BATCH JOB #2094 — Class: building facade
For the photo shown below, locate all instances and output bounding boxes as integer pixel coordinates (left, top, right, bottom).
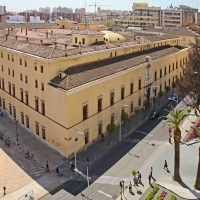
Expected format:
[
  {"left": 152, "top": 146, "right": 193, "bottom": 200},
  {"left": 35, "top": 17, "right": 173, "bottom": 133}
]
[{"left": 0, "top": 31, "right": 188, "bottom": 158}]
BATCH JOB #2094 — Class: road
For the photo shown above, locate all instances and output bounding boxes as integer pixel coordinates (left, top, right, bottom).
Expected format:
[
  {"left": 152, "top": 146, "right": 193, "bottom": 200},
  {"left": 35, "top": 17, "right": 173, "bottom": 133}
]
[{"left": 43, "top": 101, "right": 178, "bottom": 200}]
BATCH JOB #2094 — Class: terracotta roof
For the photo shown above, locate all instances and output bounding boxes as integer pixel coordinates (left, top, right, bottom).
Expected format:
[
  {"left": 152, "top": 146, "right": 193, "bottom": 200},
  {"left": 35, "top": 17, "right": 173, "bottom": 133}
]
[
  {"left": 0, "top": 38, "right": 65, "bottom": 59},
  {"left": 73, "top": 29, "right": 105, "bottom": 35},
  {"left": 51, "top": 45, "right": 182, "bottom": 90}
]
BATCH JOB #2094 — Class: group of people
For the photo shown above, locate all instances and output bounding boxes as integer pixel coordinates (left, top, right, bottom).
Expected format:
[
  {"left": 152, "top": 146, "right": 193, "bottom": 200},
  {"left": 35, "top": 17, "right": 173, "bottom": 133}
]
[{"left": 129, "top": 171, "right": 142, "bottom": 192}]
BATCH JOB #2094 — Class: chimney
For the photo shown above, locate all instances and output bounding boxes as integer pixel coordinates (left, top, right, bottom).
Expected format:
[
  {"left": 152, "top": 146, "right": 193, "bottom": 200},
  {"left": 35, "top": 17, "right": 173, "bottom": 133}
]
[
  {"left": 106, "top": 39, "right": 108, "bottom": 49},
  {"left": 138, "top": 37, "right": 140, "bottom": 44},
  {"left": 59, "top": 71, "right": 66, "bottom": 78},
  {"left": 54, "top": 42, "right": 57, "bottom": 49},
  {"left": 26, "top": 37, "right": 28, "bottom": 43},
  {"left": 117, "top": 38, "right": 120, "bottom": 47},
  {"left": 51, "top": 30, "right": 53, "bottom": 35},
  {"left": 65, "top": 44, "right": 68, "bottom": 56},
  {"left": 15, "top": 35, "right": 18, "bottom": 40},
  {"left": 26, "top": 28, "right": 27, "bottom": 35},
  {"left": 21, "top": 28, "right": 22, "bottom": 33},
  {"left": 46, "top": 32, "right": 48, "bottom": 38},
  {"left": 79, "top": 42, "right": 82, "bottom": 54},
  {"left": 5, "top": 34, "right": 8, "bottom": 40},
  {"left": 40, "top": 40, "right": 43, "bottom": 45},
  {"left": 96, "top": 39, "right": 98, "bottom": 44}
]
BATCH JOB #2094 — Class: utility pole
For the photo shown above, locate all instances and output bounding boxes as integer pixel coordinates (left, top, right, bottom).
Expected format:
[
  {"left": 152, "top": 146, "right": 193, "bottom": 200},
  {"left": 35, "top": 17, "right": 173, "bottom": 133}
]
[{"left": 89, "top": 2, "right": 110, "bottom": 19}]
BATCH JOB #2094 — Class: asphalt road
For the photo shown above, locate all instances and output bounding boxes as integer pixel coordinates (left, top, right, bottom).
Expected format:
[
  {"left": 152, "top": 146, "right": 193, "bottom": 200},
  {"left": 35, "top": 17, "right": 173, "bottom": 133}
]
[{"left": 46, "top": 100, "right": 178, "bottom": 200}]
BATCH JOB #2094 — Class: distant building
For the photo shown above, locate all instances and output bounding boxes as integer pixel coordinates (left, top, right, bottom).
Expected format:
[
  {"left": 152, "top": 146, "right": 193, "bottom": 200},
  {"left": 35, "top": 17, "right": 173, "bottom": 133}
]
[
  {"left": 0, "top": 5, "right": 6, "bottom": 23},
  {"left": 30, "top": 16, "right": 45, "bottom": 23},
  {"left": 75, "top": 8, "right": 85, "bottom": 14},
  {"left": 160, "top": 4, "right": 183, "bottom": 29},
  {"left": 53, "top": 6, "right": 73, "bottom": 14},
  {"left": 0, "top": 5, "right": 6, "bottom": 15},
  {"left": 6, "top": 15, "right": 24, "bottom": 23},
  {"left": 51, "top": 12, "right": 82, "bottom": 23},
  {"left": 39, "top": 7, "right": 51, "bottom": 15},
  {"left": 23, "top": 12, "right": 50, "bottom": 22},
  {"left": 195, "top": 12, "right": 200, "bottom": 25}
]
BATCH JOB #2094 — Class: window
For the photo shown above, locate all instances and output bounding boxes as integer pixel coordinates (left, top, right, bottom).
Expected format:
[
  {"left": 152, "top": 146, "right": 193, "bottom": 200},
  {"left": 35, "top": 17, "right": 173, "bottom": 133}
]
[
  {"left": 138, "top": 78, "right": 142, "bottom": 90},
  {"left": 13, "top": 106, "right": 16, "bottom": 118},
  {"left": 176, "top": 61, "right": 178, "bottom": 69},
  {"left": 8, "top": 68, "right": 10, "bottom": 75},
  {"left": 20, "top": 73, "right": 23, "bottom": 81},
  {"left": 154, "top": 71, "right": 157, "bottom": 81},
  {"left": 21, "top": 112, "right": 24, "bottom": 125},
  {"left": 98, "top": 97, "right": 102, "bottom": 112},
  {"left": 1, "top": 52, "right": 3, "bottom": 58},
  {"left": 9, "top": 103, "right": 12, "bottom": 115},
  {"left": 180, "top": 59, "right": 182, "bottom": 66},
  {"left": 2, "top": 79, "right": 4, "bottom": 90},
  {"left": 130, "top": 82, "right": 134, "bottom": 95},
  {"left": 2, "top": 99, "right": 5, "bottom": 109},
  {"left": 169, "top": 65, "right": 171, "bottom": 73},
  {"left": 12, "top": 84, "right": 15, "bottom": 97},
  {"left": 138, "top": 97, "right": 141, "bottom": 106},
  {"left": 160, "top": 68, "right": 162, "bottom": 78},
  {"left": 131, "top": 101, "right": 134, "bottom": 113},
  {"left": 41, "top": 82, "right": 44, "bottom": 91},
  {"left": 25, "top": 75, "right": 28, "bottom": 83},
  {"left": 25, "top": 91, "right": 29, "bottom": 105},
  {"left": 84, "top": 130, "right": 89, "bottom": 144},
  {"left": 1, "top": 65, "right": 3, "bottom": 71},
  {"left": 110, "top": 91, "right": 114, "bottom": 106},
  {"left": 83, "top": 104, "right": 88, "bottom": 120},
  {"left": 186, "top": 57, "right": 187, "bottom": 63},
  {"left": 8, "top": 54, "right": 10, "bottom": 61},
  {"left": 35, "top": 97, "right": 39, "bottom": 111},
  {"left": 25, "top": 60, "right": 27, "bottom": 67},
  {"left": 20, "top": 58, "right": 22, "bottom": 65},
  {"left": 121, "top": 86, "right": 125, "bottom": 100},
  {"left": 183, "top": 58, "right": 185, "bottom": 65},
  {"left": 12, "top": 56, "right": 14, "bottom": 62},
  {"left": 12, "top": 69, "right": 14, "bottom": 77},
  {"left": 98, "top": 122, "right": 102, "bottom": 135},
  {"left": 75, "top": 37, "right": 77, "bottom": 43},
  {"left": 164, "top": 66, "right": 167, "bottom": 75},
  {"left": 20, "top": 89, "right": 24, "bottom": 102},
  {"left": 160, "top": 84, "right": 162, "bottom": 92},
  {"left": 26, "top": 115, "right": 29, "bottom": 128},
  {"left": 35, "top": 122, "right": 39, "bottom": 135},
  {"left": 41, "top": 65, "right": 43, "bottom": 73},
  {"left": 8, "top": 83, "right": 11, "bottom": 94},
  {"left": 0, "top": 97, "right": 1, "bottom": 107},
  {"left": 82, "top": 38, "right": 85, "bottom": 45},
  {"left": 41, "top": 101, "right": 45, "bottom": 115},
  {"left": 173, "top": 76, "right": 174, "bottom": 83},
  {"left": 172, "top": 63, "right": 174, "bottom": 71},
  {"left": 111, "top": 113, "right": 114, "bottom": 124},
  {"left": 42, "top": 126, "right": 46, "bottom": 140},
  {"left": 34, "top": 62, "right": 37, "bottom": 71},
  {"left": 35, "top": 80, "right": 38, "bottom": 88}
]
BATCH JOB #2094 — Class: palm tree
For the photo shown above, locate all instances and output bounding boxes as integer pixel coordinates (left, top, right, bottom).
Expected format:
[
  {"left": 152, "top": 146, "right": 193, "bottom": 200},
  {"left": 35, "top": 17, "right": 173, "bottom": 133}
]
[
  {"left": 161, "top": 107, "right": 192, "bottom": 181},
  {"left": 106, "top": 123, "right": 116, "bottom": 145}
]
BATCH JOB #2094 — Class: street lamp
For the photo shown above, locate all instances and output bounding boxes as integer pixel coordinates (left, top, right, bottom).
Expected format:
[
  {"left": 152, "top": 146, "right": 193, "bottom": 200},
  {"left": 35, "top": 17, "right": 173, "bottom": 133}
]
[
  {"left": 119, "top": 104, "right": 129, "bottom": 141},
  {"left": 74, "top": 128, "right": 84, "bottom": 169},
  {"left": 14, "top": 118, "right": 19, "bottom": 141}
]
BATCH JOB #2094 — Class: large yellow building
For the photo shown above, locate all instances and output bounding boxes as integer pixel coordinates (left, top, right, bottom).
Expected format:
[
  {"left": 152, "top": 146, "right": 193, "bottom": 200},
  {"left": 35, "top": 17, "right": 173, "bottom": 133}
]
[{"left": 0, "top": 28, "right": 188, "bottom": 157}]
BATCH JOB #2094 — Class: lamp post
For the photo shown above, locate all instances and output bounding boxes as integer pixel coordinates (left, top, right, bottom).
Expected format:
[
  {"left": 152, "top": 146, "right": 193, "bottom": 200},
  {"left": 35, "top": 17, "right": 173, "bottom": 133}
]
[
  {"left": 74, "top": 128, "right": 84, "bottom": 169},
  {"left": 14, "top": 118, "right": 19, "bottom": 141},
  {"left": 119, "top": 104, "right": 129, "bottom": 141},
  {"left": 150, "top": 85, "right": 159, "bottom": 112}
]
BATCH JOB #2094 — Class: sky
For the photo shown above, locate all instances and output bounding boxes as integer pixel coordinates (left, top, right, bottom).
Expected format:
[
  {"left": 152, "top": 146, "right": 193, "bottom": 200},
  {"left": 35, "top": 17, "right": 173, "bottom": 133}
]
[{"left": 3, "top": 0, "right": 200, "bottom": 13}]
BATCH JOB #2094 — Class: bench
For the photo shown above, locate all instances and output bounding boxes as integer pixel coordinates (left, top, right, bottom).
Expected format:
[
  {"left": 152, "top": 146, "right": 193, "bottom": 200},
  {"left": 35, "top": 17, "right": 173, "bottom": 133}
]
[
  {"left": 0, "top": 132, "right": 3, "bottom": 140},
  {"left": 5, "top": 139, "right": 10, "bottom": 147}
]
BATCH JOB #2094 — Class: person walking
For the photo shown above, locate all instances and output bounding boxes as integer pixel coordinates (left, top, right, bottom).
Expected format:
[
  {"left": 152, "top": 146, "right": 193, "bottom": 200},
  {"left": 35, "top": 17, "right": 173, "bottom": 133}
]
[
  {"left": 148, "top": 174, "right": 151, "bottom": 184},
  {"left": 195, "top": 109, "right": 198, "bottom": 116},
  {"left": 46, "top": 160, "right": 50, "bottom": 172},
  {"left": 101, "top": 133, "right": 104, "bottom": 141},
  {"left": 3, "top": 186, "right": 6, "bottom": 196},
  {"left": 138, "top": 172, "right": 141, "bottom": 181},
  {"left": 150, "top": 167, "right": 153, "bottom": 177},
  {"left": 56, "top": 167, "right": 60, "bottom": 175},
  {"left": 164, "top": 160, "right": 168, "bottom": 170},
  {"left": 168, "top": 127, "right": 172, "bottom": 137},
  {"left": 70, "top": 162, "right": 75, "bottom": 171},
  {"left": 129, "top": 182, "right": 132, "bottom": 193}
]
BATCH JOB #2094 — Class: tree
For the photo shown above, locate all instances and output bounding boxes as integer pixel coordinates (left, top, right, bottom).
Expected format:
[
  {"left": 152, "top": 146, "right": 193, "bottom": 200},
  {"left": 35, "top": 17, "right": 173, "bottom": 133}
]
[
  {"left": 172, "top": 82, "right": 176, "bottom": 94},
  {"left": 161, "top": 107, "right": 192, "bottom": 181},
  {"left": 165, "top": 86, "right": 170, "bottom": 98},
  {"left": 121, "top": 111, "right": 129, "bottom": 134},
  {"left": 176, "top": 37, "right": 200, "bottom": 111},
  {"left": 106, "top": 123, "right": 116, "bottom": 145},
  {"left": 134, "top": 106, "right": 140, "bottom": 123},
  {"left": 158, "top": 91, "right": 163, "bottom": 105},
  {"left": 143, "top": 100, "right": 150, "bottom": 119},
  {"left": 195, "top": 147, "right": 200, "bottom": 190}
]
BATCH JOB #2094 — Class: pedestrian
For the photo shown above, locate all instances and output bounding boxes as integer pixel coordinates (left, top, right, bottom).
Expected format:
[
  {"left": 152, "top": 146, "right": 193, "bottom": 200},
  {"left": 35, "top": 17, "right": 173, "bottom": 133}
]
[
  {"left": 150, "top": 167, "right": 153, "bottom": 177},
  {"left": 3, "top": 186, "right": 6, "bottom": 196},
  {"left": 56, "top": 167, "right": 60, "bottom": 175},
  {"left": 70, "top": 162, "right": 75, "bottom": 171},
  {"left": 168, "top": 127, "right": 172, "bottom": 137},
  {"left": 195, "top": 109, "right": 198, "bottom": 116},
  {"left": 46, "top": 160, "right": 50, "bottom": 172},
  {"left": 148, "top": 174, "right": 151, "bottom": 184},
  {"left": 138, "top": 172, "right": 141, "bottom": 181},
  {"left": 129, "top": 182, "right": 132, "bottom": 193},
  {"left": 101, "top": 133, "right": 104, "bottom": 141},
  {"left": 164, "top": 160, "right": 168, "bottom": 170}
]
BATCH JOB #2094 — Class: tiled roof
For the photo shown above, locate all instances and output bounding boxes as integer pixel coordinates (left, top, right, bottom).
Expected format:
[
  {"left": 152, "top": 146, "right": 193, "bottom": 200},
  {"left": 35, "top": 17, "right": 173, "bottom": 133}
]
[
  {"left": 73, "top": 29, "right": 105, "bottom": 35},
  {"left": 51, "top": 45, "right": 181, "bottom": 90},
  {"left": 0, "top": 38, "right": 65, "bottom": 59}
]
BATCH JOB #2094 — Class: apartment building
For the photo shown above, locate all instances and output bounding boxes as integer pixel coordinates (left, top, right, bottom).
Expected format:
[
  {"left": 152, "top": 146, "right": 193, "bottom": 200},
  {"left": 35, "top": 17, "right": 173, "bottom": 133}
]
[{"left": 0, "top": 28, "right": 188, "bottom": 157}]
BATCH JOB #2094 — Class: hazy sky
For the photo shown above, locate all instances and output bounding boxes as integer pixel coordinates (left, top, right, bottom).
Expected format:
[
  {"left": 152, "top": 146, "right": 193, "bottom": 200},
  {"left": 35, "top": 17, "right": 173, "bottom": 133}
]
[{"left": 3, "top": 0, "right": 200, "bottom": 12}]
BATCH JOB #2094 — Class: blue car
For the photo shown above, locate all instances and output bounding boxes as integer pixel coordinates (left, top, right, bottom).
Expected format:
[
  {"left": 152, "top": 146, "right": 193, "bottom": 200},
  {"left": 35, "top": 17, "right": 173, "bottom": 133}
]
[{"left": 171, "top": 94, "right": 177, "bottom": 100}]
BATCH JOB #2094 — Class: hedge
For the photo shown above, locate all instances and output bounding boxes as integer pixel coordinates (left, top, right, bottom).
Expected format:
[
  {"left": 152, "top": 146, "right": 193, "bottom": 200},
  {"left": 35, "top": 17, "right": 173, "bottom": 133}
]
[
  {"left": 145, "top": 185, "right": 159, "bottom": 200},
  {"left": 132, "top": 170, "right": 137, "bottom": 176},
  {"left": 170, "top": 195, "right": 177, "bottom": 200}
]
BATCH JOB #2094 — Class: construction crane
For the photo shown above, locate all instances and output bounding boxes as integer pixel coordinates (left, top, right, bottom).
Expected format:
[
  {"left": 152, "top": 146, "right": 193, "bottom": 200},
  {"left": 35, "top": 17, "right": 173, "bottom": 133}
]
[{"left": 89, "top": 2, "right": 110, "bottom": 19}]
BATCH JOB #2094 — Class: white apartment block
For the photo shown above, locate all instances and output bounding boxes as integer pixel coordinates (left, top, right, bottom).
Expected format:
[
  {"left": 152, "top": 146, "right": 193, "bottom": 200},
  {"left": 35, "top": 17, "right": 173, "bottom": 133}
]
[
  {"left": 53, "top": 6, "right": 73, "bottom": 13},
  {"left": 39, "top": 7, "right": 51, "bottom": 14},
  {"left": 0, "top": 6, "right": 6, "bottom": 15}
]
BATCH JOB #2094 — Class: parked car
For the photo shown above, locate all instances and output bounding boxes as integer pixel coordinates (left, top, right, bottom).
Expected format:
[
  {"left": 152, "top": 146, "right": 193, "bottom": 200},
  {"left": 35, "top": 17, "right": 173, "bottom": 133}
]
[
  {"left": 171, "top": 94, "right": 177, "bottom": 100},
  {"left": 150, "top": 110, "right": 160, "bottom": 119}
]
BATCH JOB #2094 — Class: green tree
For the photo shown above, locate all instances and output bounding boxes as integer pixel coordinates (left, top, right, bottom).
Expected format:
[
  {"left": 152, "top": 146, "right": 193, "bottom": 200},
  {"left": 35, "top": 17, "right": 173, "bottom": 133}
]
[
  {"left": 158, "top": 91, "right": 163, "bottom": 105},
  {"left": 165, "top": 86, "right": 170, "bottom": 98},
  {"left": 134, "top": 106, "right": 140, "bottom": 123},
  {"left": 172, "top": 82, "right": 176, "bottom": 94},
  {"left": 161, "top": 107, "right": 192, "bottom": 181},
  {"left": 143, "top": 100, "right": 150, "bottom": 118},
  {"left": 106, "top": 123, "right": 116, "bottom": 145},
  {"left": 121, "top": 111, "right": 129, "bottom": 134}
]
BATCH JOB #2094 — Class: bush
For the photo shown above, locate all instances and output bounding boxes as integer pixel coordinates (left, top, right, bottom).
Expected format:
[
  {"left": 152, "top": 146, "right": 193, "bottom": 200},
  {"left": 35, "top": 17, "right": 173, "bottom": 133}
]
[
  {"left": 157, "top": 197, "right": 162, "bottom": 200},
  {"left": 145, "top": 185, "right": 159, "bottom": 200},
  {"left": 170, "top": 195, "right": 177, "bottom": 200},
  {"left": 132, "top": 170, "right": 137, "bottom": 176}
]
